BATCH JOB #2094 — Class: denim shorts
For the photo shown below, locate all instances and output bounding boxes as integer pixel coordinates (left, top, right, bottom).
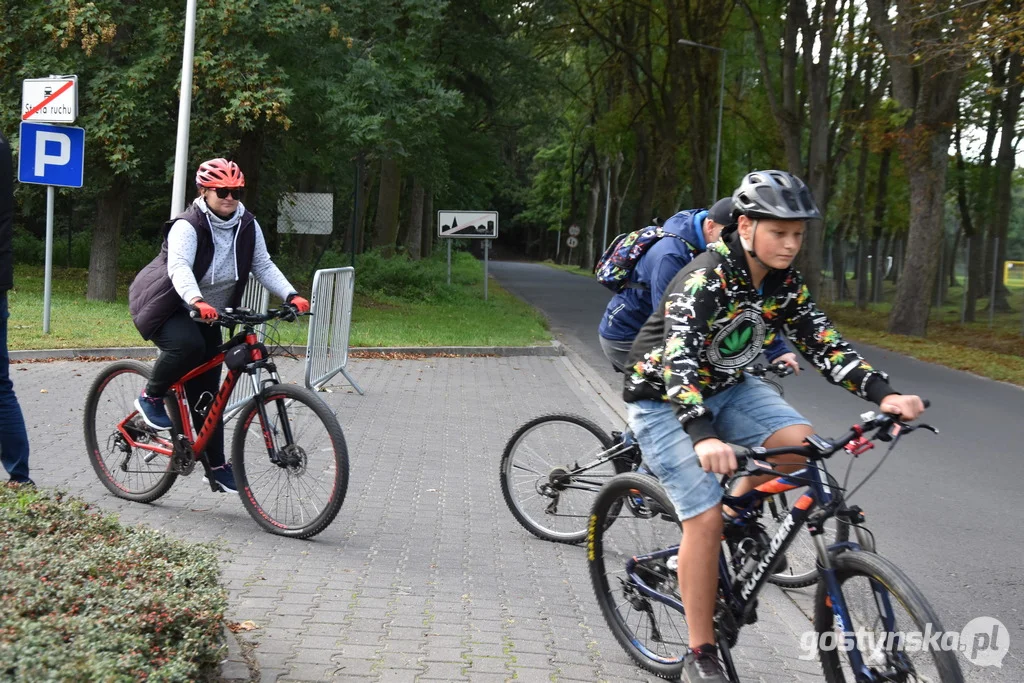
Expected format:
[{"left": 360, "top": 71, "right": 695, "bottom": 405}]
[{"left": 626, "top": 376, "right": 810, "bottom": 522}]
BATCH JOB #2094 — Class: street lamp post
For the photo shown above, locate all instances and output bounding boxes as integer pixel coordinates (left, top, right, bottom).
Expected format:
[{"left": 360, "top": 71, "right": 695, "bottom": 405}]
[
  {"left": 170, "top": 0, "right": 198, "bottom": 218},
  {"left": 677, "top": 38, "right": 726, "bottom": 201}
]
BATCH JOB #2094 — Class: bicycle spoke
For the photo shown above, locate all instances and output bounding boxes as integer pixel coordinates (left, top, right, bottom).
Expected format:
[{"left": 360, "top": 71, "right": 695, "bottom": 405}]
[
  {"left": 233, "top": 387, "right": 347, "bottom": 538},
  {"left": 500, "top": 415, "right": 622, "bottom": 543}
]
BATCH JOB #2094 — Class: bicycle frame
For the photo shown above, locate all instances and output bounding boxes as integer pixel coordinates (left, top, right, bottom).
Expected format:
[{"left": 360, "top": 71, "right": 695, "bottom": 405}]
[
  {"left": 557, "top": 440, "right": 640, "bottom": 494},
  {"left": 623, "top": 456, "right": 900, "bottom": 682},
  {"left": 115, "top": 330, "right": 272, "bottom": 460}
]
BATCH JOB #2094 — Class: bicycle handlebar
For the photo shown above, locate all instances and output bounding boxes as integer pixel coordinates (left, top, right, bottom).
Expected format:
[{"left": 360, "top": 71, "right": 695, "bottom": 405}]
[
  {"left": 189, "top": 306, "right": 311, "bottom": 326},
  {"left": 729, "top": 398, "right": 932, "bottom": 474},
  {"left": 745, "top": 361, "right": 798, "bottom": 379}
]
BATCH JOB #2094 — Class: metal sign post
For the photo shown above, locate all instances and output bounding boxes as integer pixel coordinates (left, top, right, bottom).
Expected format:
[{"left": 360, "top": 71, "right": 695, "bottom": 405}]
[
  {"left": 438, "top": 210, "right": 498, "bottom": 298},
  {"left": 566, "top": 235, "right": 579, "bottom": 266},
  {"left": 19, "top": 81, "right": 85, "bottom": 334}
]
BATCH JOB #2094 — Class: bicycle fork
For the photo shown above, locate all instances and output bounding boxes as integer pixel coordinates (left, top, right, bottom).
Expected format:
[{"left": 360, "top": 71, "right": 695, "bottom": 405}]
[
  {"left": 816, "top": 538, "right": 905, "bottom": 683},
  {"left": 253, "top": 390, "right": 297, "bottom": 468}
]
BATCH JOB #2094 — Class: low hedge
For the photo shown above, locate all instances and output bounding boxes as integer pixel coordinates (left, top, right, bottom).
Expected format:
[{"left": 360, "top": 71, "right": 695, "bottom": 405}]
[{"left": 0, "top": 485, "right": 228, "bottom": 681}]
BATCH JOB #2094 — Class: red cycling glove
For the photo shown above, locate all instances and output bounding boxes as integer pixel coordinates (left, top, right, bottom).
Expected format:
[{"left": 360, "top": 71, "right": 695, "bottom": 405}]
[
  {"left": 287, "top": 294, "right": 310, "bottom": 314},
  {"left": 192, "top": 299, "right": 219, "bottom": 321}
]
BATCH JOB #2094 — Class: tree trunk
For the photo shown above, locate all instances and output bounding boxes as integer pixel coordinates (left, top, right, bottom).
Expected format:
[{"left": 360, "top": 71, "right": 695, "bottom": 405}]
[
  {"left": 870, "top": 148, "right": 891, "bottom": 304},
  {"left": 632, "top": 124, "right": 654, "bottom": 229},
  {"left": 853, "top": 128, "right": 871, "bottom": 309},
  {"left": 421, "top": 188, "right": 434, "bottom": 258},
  {"left": 582, "top": 170, "right": 600, "bottom": 269},
  {"left": 87, "top": 179, "right": 127, "bottom": 302},
  {"left": 954, "top": 118, "right": 982, "bottom": 322},
  {"left": 371, "top": 158, "right": 401, "bottom": 256},
  {"left": 353, "top": 156, "right": 375, "bottom": 255},
  {"left": 948, "top": 228, "right": 962, "bottom": 290},
  {"left": 609, "top": 152, "right": 623, "bottom": 239},
  {"left": 889, "top": 142, "right": 952, "bottom": 335},
  {"left": 990, "top": 51, "right": 1022, "bottom": 312},
  {"left": 867, "top": 0, "right": 968, "bottom": 336},
  {"left": 831, "top": 224, "right": 848, "bottom": 302},
  {"left": 404, "top": 178, "right": 425, "bottom": 260},
  {"left": 233, "top": 128, "right": 264, "bottom": 220}
]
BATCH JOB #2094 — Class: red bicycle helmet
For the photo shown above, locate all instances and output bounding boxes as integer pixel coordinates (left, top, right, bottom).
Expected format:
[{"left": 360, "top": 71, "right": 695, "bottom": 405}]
[{"left": 195, "top": 158, "right": 245, "bottom": 188}]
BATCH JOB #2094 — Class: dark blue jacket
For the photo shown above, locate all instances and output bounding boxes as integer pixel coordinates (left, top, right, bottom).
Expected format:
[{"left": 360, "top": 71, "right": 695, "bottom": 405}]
[{"left": 598, "top": 208, "right": 788, "bottom": 361}]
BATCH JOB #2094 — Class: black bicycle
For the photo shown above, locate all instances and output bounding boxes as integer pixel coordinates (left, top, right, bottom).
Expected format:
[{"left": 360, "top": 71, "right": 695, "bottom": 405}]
[
  {"left": 499, "top": 362, "right": 842, "bottom": 586},
  {"left": 587, "top": 403, "right": 964, "bottom": 682}
]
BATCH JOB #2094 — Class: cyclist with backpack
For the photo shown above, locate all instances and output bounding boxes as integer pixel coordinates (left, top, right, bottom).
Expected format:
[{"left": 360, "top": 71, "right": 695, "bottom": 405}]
[
  {"left": 127, "top": 158, "right": 310, "bottom": 493},
  {"left": 621, "top": 170, "right": 925, "bottom": 682},
  {"left": 596, "top": 198, "right": 795, "bottom": 373}
]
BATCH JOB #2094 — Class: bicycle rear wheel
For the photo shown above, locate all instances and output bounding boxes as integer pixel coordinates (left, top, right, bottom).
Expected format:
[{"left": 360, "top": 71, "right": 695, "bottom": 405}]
[
  {"left": 231, "top": 384, "right": 349, "bottom": 539},
  {"left": 500, "top": 413, "right": 635, "bottom": 544},
  {"left": 588, "top": 472, "right": 687, "bottom": 679},
  {"left": 815, "top": 551, "right": 964, "bottom": 683},
  {"left": 84, "top": 360, "right": 178, "bottom": 503}
]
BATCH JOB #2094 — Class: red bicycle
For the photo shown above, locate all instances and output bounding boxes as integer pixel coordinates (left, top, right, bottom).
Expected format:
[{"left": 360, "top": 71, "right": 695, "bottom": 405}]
[{"left": 84, "top": 307, "right": 349, "bottom": 539}]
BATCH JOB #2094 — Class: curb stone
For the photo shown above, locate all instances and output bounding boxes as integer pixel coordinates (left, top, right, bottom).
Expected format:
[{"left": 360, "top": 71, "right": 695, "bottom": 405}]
[{"left": 9, "top": 340, "right": 565, "bottom": 362}]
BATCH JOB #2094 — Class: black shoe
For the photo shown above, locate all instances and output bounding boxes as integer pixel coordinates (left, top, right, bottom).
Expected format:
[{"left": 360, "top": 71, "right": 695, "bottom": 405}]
[{"left": 683, "top": 643, "right": 728, "bottom": 682}]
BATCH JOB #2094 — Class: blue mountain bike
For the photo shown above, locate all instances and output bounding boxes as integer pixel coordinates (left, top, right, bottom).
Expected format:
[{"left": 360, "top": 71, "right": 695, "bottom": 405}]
[{"left": 587, "top": 404, "right": 965, "bottom": 682}]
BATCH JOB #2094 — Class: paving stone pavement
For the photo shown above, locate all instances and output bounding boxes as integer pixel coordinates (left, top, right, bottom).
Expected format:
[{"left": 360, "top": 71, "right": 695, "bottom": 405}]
[{"left": 12, "top": 354, "right": 825, "bottom": 682}]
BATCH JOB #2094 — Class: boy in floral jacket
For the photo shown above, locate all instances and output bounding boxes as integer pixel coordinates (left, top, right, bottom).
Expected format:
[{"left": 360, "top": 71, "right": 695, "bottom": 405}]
[{"left": 622, "top": 170, "right": 925, "bottom": 682}]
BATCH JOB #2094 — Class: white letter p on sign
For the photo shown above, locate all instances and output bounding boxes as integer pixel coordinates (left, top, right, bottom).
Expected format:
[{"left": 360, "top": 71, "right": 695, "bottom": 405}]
[{"left": 35, "top": 131, "right": 71, "bottom": 176}]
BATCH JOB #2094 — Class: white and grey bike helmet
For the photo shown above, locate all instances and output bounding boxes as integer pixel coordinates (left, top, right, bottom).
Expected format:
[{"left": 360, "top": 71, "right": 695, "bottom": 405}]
[
  {"left": 731, "top": 170, "right": 820, "bottom": 268},
  {"left": 731, "top": 170, "right": 821, "bottom": 220}
]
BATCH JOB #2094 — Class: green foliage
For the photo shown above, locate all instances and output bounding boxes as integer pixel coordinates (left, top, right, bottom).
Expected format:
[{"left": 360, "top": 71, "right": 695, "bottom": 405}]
[
  {"left": 350, "top": 249, "right": 482, "bottom": 303},
  {"left": 0, "top": 486, "right": 228, "bottom": 682},
  {"left": 10, "top": 228, "right": 155, "bottom": 271}
]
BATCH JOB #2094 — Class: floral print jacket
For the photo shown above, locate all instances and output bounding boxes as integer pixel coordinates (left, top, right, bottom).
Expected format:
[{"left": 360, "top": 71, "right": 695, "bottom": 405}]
[{"left": 623, "top": 229, "right": 896, "bottom": 443}]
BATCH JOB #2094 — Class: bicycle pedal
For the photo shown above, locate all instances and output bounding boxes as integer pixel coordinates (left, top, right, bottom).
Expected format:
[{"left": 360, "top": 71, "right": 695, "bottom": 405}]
[{"left": 744, "top": 599, "right": 759, "bottom": 625}]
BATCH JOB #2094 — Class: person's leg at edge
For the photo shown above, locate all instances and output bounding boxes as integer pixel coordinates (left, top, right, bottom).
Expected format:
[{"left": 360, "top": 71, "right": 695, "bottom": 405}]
[
  {"left": 598, "top": 334, "right": 633, "bottom": 374},
  {"left": 712, "top": 377, "right": 813, "bottom": 505},
  {"left": 146, "top": 310, "right": 208, "bottom": 398},
  {"left": 185, "top": 321, "right": 225, "bottom": 466},
  {"left": 0, "top": 293, "right": 31, "bottom": 484},
  {"left": 626, "top": 400, "right": 724, "bottom": 654},
  {"left": 679, "top": 504, "right": 724, "bottom": 648}
]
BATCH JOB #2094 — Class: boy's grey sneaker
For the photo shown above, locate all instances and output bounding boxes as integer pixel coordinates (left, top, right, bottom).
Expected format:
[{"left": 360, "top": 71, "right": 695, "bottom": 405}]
[
  {"left": 135, "top": 391, "right": 172, "bottom": 430},
  {"left": 203, "top": 464, "right": 238, "bottom": 493},
  {"left": 683, "top": 643, "right": 728, "bottom": 682}
]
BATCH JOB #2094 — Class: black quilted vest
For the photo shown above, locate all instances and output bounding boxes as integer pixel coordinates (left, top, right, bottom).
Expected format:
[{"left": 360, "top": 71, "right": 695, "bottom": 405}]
[{"left": 128, "top": 203, "right": 256, "bottom": 340}]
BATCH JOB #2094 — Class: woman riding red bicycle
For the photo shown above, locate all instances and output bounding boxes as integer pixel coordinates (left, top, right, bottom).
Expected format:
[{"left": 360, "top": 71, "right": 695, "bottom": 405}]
[{"left": 128, "top": 158, "right": 309, "bottom": 493}]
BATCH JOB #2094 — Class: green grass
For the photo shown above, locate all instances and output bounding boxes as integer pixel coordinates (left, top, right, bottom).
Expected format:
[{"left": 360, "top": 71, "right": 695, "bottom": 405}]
[
  {"left": 820, "top": 278, "right": 1024, "bottom": 387},
  {"left": 5, "top": 259, "right": 551, "bottom": 350}
]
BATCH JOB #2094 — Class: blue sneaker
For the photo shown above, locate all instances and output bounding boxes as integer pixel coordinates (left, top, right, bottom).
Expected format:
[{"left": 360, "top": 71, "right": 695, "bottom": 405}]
[
  {"left": 204, "top": 464, "right": 238, "bottom": 493},
  {"left": 135, "top": 391, "right": 172, "bottom": 430}
]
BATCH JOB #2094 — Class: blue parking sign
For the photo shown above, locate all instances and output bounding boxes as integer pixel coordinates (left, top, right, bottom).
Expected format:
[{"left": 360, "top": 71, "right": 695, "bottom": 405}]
[{"left": 18, "top": 121, "right": 85, "bottom": 188}]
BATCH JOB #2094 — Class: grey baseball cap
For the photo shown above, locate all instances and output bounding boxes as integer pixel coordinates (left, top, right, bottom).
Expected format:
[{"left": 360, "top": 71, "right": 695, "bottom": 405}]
[{"left": 707, "top": 197, "right": 736, "bottom": 226}]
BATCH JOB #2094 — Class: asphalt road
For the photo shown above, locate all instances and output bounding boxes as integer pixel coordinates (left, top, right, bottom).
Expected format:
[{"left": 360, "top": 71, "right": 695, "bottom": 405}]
[{"left": 490, "top": 259, "right": 1024, "bottom": 681}]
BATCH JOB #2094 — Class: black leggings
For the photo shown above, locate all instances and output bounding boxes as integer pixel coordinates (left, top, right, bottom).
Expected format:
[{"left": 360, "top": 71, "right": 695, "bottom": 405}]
[{"left": 146, "top": 309, "right": 226, "bottom": 467}]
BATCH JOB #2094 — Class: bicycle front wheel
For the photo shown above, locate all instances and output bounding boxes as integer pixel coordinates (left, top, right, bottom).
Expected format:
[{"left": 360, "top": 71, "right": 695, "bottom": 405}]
[
  {"left": 500, "top": 413, "right": 633, "bottom": 544},
  {"left": 815, "top": 551, "right": 964, "bottom": 683},
  {"left": 84, "top": 360, "right": 178, "bottom": 503},
  {"left": 588, "top": 472, "right": 687, "bottom": 679},
  {"left": 231, "top": 384, "right": 349, "bottom": 539}
]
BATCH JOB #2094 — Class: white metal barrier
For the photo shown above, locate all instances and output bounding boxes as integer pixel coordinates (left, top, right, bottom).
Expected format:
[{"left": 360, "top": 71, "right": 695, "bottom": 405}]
[
  {"left": 304, "top": 266, "right": 363, "bottom": 394},
  {"left": 225, "top": 275, "right": 270, "bottom": 419}
]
